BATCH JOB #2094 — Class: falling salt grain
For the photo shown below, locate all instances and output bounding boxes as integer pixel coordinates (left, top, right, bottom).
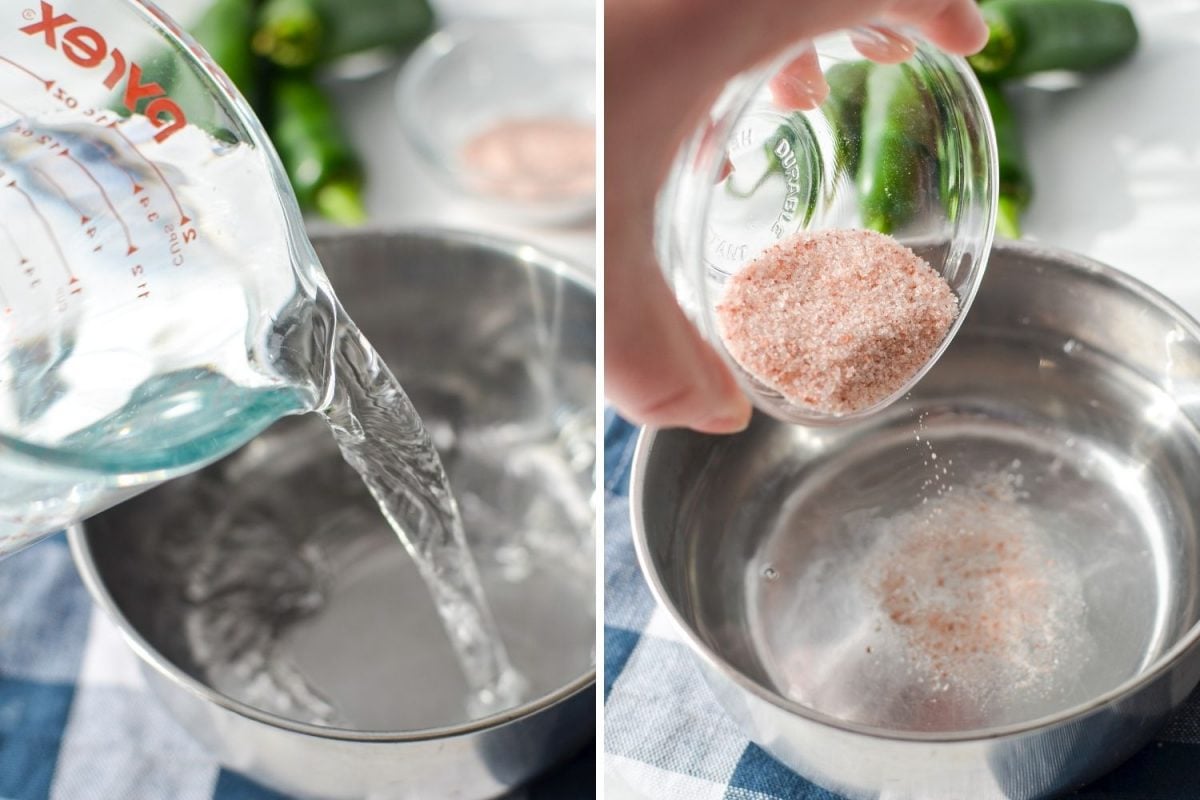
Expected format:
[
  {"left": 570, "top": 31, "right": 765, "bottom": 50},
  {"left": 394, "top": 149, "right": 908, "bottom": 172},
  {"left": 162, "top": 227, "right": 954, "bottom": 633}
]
[{"left": 715, "top": 229, "right": 958, "bottom": 415}]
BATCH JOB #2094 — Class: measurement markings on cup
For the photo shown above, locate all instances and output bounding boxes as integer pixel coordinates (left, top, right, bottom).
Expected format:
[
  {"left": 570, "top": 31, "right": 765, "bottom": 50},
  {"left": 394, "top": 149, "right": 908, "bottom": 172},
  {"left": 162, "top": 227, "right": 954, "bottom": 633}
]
[
  {"left": 0, "top": 53, "right": 54, "bottom": 90},
  {"left": 60, "top": 148, "right": 137, "bottom": 255},
  {"left": 3, "top": 171, "right": 79, "bottom": 293},
  {"left": 31, "top": 164, "right": 90, "bottom": 224},
  {"left": 107, "top": 122, "right": 191, "bottom": 228},
  {"left": 4, "top": 4, "right": 198, "bottom": 238},
  {"left": 0, "top": 220, "right": 30, "bottom": 271},
  {"left": 0, "top": 201, "right": 43, "bottom": 295}
]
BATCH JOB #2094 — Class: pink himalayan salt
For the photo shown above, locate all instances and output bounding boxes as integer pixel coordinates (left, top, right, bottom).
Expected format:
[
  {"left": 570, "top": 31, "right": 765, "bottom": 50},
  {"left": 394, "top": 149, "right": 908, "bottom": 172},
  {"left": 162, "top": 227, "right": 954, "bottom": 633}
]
[
  {"left": 715, "top": 229, "right": 958, "bottom": 415},
  {"left": 460, "top": 117, "right": 595, "bottom": 202}
]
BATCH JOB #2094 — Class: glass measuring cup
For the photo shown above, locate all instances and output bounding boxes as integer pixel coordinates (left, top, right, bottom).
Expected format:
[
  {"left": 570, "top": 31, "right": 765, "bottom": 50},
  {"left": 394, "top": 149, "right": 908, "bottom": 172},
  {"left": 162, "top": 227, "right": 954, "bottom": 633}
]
[
  {"left": 656, "top": 28, "right": 998, "bottom": 425},
  {"left": 0, "top": 0, "right": 339, "bottom": 553}
]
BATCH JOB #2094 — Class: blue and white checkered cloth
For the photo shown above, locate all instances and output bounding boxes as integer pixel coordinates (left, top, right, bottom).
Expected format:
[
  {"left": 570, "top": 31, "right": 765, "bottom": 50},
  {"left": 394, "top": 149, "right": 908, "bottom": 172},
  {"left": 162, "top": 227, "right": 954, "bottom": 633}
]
[
  {"left": 0, "top": 534, "right": 593, "bottom": 800},
  {"left": 603, "top": 411, "right": 1200, "bottom": 799}
]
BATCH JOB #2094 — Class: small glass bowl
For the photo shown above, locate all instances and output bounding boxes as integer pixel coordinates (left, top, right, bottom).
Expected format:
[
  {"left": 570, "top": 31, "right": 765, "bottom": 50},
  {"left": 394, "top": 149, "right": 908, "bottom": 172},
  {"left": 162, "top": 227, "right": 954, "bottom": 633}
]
[
  {"left": 396, "top": 20, "right": 596, "bottom": 225},
  {"left": 657, "top": 28, "right": 998, "bottom": 425}
]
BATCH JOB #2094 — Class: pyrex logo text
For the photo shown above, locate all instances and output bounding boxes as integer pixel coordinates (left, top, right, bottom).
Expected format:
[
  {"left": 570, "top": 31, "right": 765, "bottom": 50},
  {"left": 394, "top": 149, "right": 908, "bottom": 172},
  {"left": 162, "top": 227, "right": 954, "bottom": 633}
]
[{"left": 19, "top": 2, "right": 187, "bottom": 143}]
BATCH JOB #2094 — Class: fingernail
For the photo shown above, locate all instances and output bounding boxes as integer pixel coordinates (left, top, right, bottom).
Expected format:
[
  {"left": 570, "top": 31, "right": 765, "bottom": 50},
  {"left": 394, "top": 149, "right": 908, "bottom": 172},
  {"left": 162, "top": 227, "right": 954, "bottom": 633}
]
[
  {"left": 696, "top": 397, "right": 752, "bottom": 434},
  {"left": 850, "top": 25, "right": 915, "bottom": 64},
  {"left": 695, "top": 415, "right": 747, "bottom": 434}
]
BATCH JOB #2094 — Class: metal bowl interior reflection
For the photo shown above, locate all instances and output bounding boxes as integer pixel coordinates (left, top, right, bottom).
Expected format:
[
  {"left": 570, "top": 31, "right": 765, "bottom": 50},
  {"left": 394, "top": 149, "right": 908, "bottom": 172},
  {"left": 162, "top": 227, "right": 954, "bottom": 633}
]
[
  {"left": 69, "top": 230, "right": 595, "bottom": 800},
  {"left": 633, "top": 240, "right": 1200, "bottom": 800}
]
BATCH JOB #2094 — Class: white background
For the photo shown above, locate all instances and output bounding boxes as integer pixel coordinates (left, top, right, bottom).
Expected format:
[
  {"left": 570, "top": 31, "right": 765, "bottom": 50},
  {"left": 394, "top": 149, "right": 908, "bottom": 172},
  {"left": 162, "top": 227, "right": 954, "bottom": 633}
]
[{"left": 1015, "top": 0, "right": 1200, "bottom": 316}]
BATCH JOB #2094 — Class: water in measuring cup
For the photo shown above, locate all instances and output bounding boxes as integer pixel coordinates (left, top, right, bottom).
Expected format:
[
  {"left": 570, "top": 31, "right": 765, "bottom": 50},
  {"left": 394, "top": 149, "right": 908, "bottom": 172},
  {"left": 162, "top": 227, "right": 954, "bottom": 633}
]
[
  {"left": 0, "top": 115, "right": 313, "bottom": 546},
  {"left": 0, "top": 114, "right": 523, "bottom": 715}
]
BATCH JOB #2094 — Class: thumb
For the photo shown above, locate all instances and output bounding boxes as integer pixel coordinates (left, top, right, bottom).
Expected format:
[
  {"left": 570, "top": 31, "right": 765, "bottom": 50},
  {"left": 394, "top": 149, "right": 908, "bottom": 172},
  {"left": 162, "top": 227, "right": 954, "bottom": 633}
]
[{"left": 605, "top": 253, "right": 752, "bottom": 433}]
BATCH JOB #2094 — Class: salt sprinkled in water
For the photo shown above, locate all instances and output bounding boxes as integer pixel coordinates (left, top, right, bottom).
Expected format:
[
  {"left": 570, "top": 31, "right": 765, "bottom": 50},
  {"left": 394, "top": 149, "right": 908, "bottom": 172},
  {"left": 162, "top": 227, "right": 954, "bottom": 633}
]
[
  {"left": 716, "top": 229, "right": 958, "bottom": 414},
  {"left": 867, "top": 470, "right": 1087, "bottom": 703}
]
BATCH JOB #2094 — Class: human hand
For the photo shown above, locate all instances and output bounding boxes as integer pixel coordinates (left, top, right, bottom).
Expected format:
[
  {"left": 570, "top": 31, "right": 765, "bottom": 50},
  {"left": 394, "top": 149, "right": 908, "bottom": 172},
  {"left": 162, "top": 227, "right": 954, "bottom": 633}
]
[{"left": 604, "top": 0, "right": 988, "bottom": 433}]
